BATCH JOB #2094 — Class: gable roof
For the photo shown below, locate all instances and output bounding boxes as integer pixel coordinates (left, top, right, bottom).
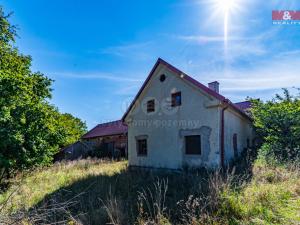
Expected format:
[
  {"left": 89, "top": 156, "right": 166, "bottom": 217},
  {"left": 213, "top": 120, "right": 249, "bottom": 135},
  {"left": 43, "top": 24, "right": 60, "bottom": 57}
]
[
  {"left": 82, "top": 120, "right": 127, "bottom": 139},
  {"left": 122, "top": 58, "right": 251, "bottom": 121}
]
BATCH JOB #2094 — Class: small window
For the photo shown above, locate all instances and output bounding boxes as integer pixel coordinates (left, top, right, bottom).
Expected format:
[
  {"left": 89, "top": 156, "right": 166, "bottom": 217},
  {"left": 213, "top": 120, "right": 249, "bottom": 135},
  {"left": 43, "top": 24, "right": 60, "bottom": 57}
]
[
  {"left": 147, "top": 99, "right": 155, "bottom": 113},
  {"left": 185, "top": 135, "right": 201, "bottom": 155},
  {"left": 160, "top": 74, "right": 166, "bottom": 82},
  {"left": 137, "top": 139, "right": 147, "bottom": 156},
  {"left": 171, "top": 92, "right": 181, "bottom": 107},
  {"left": 233, "top": 133, "right": 238, "bottom": 158}
]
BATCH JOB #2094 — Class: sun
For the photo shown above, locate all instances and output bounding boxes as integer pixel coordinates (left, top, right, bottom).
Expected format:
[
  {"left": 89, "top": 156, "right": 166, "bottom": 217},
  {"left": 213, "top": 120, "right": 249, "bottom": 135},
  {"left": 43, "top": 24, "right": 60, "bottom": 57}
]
[
  {"left": 209, "top": 0, "right": 240, "bottom": 47},
  {"left": 214, "top": 0, "right": 239, "bottom": 12}
]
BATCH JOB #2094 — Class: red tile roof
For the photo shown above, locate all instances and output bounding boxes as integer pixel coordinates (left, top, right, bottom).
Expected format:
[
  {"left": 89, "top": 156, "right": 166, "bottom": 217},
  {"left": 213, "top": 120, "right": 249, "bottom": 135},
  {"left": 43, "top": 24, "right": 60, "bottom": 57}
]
[
  {"left": 82, "top": 120, "right": 127, "bottom": 139},
  {"left": 122, "top": 58, "right": 252, "bottom": 121},
  {"left": 235, "top": 101, "right": 252, "bottom": 111}
]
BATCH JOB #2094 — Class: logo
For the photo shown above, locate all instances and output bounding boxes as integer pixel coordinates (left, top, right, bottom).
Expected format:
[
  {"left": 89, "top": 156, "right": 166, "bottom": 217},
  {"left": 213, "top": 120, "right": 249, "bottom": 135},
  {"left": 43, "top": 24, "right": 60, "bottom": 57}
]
[
  {"left": 272, "top": 10, "right": 300, "bottom": 25},
  {"left": 282, "top": 11, "right": 292, "bottom": 20}
]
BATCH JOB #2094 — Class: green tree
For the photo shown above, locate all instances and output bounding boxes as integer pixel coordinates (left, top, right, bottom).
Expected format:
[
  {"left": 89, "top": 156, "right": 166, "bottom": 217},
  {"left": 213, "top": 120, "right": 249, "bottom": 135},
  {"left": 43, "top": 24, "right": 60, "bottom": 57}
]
[
  {"left": 0, "top": 6, "right": 86, "bottom": 182},
  {"left": 57, "top": 113, "right": 87, "bottom": 147},
  {"left": 251, "top": 89, "right": 300, "bottom": 163}
]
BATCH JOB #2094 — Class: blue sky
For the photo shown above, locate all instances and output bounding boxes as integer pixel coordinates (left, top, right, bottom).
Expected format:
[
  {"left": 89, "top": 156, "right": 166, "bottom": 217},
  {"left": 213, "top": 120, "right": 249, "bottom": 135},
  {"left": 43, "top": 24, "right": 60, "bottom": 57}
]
[{"left": 2, "top": 0, "right": 300, "bottom": 129}]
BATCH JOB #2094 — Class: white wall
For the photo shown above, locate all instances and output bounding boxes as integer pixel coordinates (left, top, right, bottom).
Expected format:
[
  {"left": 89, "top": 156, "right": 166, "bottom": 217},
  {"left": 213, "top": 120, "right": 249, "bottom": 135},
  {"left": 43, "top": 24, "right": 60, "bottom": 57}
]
[
  {"left": 126, "top": 64, "right": 222, "bottom": 169},
  {"left": 223, "top": 108, "right": 253, "bottom": 164}
]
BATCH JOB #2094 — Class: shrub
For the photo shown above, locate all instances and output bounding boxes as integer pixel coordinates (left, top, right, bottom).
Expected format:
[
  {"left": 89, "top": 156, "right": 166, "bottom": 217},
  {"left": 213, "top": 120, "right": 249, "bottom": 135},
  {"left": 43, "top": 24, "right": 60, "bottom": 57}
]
[{"left": 251, "top": 89, "right": 300, "bottom": 164}]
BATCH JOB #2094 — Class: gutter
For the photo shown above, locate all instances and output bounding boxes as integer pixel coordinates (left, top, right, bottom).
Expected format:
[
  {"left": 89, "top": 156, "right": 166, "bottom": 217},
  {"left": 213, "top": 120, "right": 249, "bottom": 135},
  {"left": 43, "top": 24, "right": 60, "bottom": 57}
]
[{"left": 220, "top": 100, "right": 229, "bottom": 169}]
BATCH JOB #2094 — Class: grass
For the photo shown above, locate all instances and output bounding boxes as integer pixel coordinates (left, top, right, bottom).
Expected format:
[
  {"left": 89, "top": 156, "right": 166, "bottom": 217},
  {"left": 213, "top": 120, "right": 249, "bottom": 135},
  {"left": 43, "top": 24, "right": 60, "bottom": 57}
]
[
  {"left": 0, "top": 158, "right": 299, "bottom": 224},
  {"left": 219, "top": 163, "right": 300, "bottom": 224},
  {"left": 0, "top": 159, "right": 126, "bottom": 212}
]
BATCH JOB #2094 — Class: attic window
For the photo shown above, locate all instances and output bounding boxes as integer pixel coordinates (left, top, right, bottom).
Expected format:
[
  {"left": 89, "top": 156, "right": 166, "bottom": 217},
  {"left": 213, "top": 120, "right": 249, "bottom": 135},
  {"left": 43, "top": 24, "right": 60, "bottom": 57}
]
[
  {"left": 171, "top": 92, "right": 181, "bottom": 107},
  {"left": 147, "top": 99, "right": 155, "bottom": 113},
  {"left": 160, "top": 74, "right": 166, "bottom": 82}
]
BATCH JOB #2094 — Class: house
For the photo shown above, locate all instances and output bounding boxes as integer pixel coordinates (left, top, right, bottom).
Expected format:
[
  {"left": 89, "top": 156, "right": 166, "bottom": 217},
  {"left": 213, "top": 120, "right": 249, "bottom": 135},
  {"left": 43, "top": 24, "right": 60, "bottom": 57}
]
[
  {"left": 122, "top": 58, "right": 253, "bottom": 169},
  {"left": 81, "top": 120, "right": 128, "bottom": 158},
  {"left": 54, "top": 120, "right": 127, "bottom": 161}
]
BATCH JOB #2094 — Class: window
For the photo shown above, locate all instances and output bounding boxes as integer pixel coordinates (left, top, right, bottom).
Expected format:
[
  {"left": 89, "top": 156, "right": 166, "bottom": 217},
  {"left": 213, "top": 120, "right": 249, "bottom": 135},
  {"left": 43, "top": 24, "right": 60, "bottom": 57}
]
[
  {"left": 147, "top": 99, "right": 155, "bottom": 113},
  {"left": 185, "top": 135, "right": 201, "bottom": 155},
  {"left": 233, "top": 133, "right": 238, "bottom": 158},
  {"left": 171, "top": 92, "right": 181, "bottom": 107},
  {"left": 160, "top": 74, "right": 166, "bottom": 82},
  {"left": 137, "top": 139, "right": 147, "bottom": 156}
]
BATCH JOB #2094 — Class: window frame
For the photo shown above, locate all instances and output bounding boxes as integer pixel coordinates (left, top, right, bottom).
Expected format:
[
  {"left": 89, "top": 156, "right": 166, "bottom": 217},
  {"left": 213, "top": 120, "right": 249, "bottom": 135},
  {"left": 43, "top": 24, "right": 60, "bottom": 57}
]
[
  {"left": 136, "top": 139, "right": 147, "bottom": 156},
  {"left": 171, "top": 91, "right": 182, "bottom": 107},
  {"left": 185, "top": 135, "right": 201, "bottom": 155},
  {"left": 147, "top": 99, "right": 155, "bottom": 113}
]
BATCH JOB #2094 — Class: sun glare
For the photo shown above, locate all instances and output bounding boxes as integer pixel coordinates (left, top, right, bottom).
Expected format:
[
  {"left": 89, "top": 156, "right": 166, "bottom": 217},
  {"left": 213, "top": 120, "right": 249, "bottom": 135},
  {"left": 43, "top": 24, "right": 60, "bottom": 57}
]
[
  {"left": 214, "top": 0, "right": 238, "bottom": 12},
  {"left": 210, "top": 0, "right": 240, "bottom": 51}
]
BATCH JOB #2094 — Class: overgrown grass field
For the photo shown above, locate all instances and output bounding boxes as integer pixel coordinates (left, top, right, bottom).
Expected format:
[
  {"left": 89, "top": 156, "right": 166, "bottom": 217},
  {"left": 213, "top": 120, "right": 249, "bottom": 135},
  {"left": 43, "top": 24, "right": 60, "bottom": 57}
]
[{"left": 0, "top": 159, "right": 299, "bottom": 224}]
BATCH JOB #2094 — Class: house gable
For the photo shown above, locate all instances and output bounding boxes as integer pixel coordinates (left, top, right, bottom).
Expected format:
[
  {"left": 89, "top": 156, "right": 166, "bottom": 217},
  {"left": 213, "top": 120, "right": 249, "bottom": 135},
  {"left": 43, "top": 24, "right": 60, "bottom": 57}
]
[
  {"left": 125, "top": 61, "right": 223, "bottom": 169},
  {"left": 124, "top": 58, "right": 254, "bottom": 169},
  {"left": 122, "top": 58, "right": 251, "bottom": 122},
  {"left": 126, "top": 63, "right": 218, "bottom": 121}
]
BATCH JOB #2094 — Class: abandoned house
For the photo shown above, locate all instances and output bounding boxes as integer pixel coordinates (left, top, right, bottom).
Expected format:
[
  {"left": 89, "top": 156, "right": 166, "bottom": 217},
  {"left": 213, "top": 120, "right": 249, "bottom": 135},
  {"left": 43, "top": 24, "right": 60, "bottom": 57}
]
[
  {"left": 55, "top": 120, "right": 127, "bottom": 160},
  {"left": 81, "top": 120, "right": 128, "bottom": 158},
  {"left": 122, "top": 58, "right": 253, "bottom": 169}
]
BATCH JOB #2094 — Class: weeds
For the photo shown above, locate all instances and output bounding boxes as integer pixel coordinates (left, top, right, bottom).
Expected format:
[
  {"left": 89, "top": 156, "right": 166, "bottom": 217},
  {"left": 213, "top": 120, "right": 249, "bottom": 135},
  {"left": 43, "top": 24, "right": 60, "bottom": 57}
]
[
  {"left": 137, "top": 179, "right": 170, "bottom": 225},
  {"left": 101, "top": 189, "right": 125, "bottom": 225},
  {"left": 0, "top": 159, "right": 299, "bottom": 224}
]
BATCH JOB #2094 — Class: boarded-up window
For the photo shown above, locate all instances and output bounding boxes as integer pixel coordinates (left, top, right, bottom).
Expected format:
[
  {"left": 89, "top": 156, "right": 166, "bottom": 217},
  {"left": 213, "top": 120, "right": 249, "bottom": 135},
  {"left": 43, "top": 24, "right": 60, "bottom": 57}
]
[
  {"left": 147, "top": 99, "right": 155, "bottom": 113},
  {"left": 185, "top": 135, "right": 201, "bottom": 155},
  {"left": 233, "top": 133, "right": 238, "bottom": 158},
  {"left": 137, "top": 139, "right": 147, "bottom": 156},
  {"left": 171, "top": 92, "right": 181, "bottom": 107}
]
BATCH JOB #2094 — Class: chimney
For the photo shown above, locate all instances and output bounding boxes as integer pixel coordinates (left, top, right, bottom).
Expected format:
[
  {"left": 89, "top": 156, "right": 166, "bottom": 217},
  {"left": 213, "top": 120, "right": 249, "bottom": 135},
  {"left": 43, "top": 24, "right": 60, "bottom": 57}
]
[{"left": 208, "top": 81, "right": 219, "bottom": 93}]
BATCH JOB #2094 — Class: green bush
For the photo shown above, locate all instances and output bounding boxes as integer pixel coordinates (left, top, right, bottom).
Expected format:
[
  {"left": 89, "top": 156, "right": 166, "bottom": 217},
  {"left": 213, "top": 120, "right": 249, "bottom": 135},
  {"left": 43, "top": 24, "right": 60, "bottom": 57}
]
[{"left": 251, "top": 89, "right": 300, "bottom": 164}]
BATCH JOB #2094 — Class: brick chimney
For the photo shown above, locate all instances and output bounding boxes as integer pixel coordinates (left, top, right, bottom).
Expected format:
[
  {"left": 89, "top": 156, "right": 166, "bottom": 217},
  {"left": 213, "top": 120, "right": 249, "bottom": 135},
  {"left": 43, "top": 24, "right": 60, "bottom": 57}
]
[{"left": 208, "top": 81, "right": 219, "bottom": 93}]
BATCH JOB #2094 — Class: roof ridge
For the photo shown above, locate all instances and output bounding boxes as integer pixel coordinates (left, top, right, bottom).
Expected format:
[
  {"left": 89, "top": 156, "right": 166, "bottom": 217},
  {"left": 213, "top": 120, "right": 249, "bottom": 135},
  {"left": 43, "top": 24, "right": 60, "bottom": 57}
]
[
  {"left": 81, "top": 120, "right": 127, "bottom": 139},
  {"left": 97, "top": 120, "right": 122, "bottom": 127},
  {"left": 122, "top": 57, "right": 251, "bottom": 121},
  {"left": 235, "top": 100, "right": 251, "bottom": 104}
]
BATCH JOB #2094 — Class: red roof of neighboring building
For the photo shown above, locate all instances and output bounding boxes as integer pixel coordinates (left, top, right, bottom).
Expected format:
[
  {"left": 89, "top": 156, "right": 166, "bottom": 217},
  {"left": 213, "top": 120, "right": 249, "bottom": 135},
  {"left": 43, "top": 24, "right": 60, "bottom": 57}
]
[
  {"left": 82, "top": 120, "right": 127, "bottom": 139},
  {"left": 235, "top": 101, "right": 252, "bottom": 111},
  {"left": 122, "top": 58, "right": 252, "bottom": 121}
]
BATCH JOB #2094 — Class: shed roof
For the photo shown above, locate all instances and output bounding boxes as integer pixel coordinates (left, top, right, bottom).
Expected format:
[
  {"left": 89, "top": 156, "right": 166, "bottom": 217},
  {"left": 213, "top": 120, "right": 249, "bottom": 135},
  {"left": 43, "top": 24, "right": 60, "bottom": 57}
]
[{"left": 82, "top": 120, "right": 127, "bottom": 139}]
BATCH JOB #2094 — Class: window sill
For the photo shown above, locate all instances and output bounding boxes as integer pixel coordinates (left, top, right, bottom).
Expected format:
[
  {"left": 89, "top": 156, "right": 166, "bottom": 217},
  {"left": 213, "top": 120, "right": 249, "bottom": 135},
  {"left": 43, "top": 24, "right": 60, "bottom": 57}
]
[{"left": 184, "top": 154, "right": 201, "bottom": 157}]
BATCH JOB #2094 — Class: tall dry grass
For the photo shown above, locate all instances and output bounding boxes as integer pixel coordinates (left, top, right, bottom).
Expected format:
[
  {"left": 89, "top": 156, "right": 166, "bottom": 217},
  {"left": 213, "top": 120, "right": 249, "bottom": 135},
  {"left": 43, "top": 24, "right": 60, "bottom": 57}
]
[{"left": 1, "top": 159, "right": 299, "bottom": 224}]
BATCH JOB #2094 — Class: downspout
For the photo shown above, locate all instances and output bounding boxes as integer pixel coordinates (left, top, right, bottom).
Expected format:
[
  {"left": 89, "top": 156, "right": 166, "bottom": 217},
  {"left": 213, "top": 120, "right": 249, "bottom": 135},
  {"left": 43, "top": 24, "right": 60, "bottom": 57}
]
[{"left": 220, "top": 100, "right": 229, "bottom": 169}]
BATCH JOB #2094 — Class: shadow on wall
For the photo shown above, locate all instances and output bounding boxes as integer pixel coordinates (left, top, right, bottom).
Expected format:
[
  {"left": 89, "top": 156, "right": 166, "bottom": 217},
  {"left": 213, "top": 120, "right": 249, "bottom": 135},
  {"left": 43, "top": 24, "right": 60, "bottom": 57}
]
[{"left": 28, "top": 156, "right": 254, "bottom": 225}]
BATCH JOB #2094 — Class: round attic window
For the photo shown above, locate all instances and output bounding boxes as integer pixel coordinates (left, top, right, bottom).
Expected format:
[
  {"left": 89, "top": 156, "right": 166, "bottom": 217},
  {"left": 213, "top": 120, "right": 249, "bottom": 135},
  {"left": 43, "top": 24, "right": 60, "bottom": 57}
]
[{"left": 159, "top": 74, "right": 166, "bottom": 82}]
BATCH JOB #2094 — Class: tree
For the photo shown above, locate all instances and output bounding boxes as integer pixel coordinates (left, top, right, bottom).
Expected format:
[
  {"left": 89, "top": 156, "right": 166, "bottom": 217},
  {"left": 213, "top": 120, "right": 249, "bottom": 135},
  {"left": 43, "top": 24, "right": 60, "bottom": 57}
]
[
  {"left": 0, "top": 6, "right": 86, "bottom": 183},
  {"left": 57, "top": 113, "right": 87, "bottom": 147},
  {"left": 251, "top": 89, "right": 300, "bottom": 163}
]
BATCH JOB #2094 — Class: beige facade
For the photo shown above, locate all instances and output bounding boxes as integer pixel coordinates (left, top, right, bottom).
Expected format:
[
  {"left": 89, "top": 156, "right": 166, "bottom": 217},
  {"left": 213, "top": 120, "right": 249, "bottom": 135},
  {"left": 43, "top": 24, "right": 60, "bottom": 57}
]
[{"left": 124, "top": 60, "right": 253, "bottom": 169}]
